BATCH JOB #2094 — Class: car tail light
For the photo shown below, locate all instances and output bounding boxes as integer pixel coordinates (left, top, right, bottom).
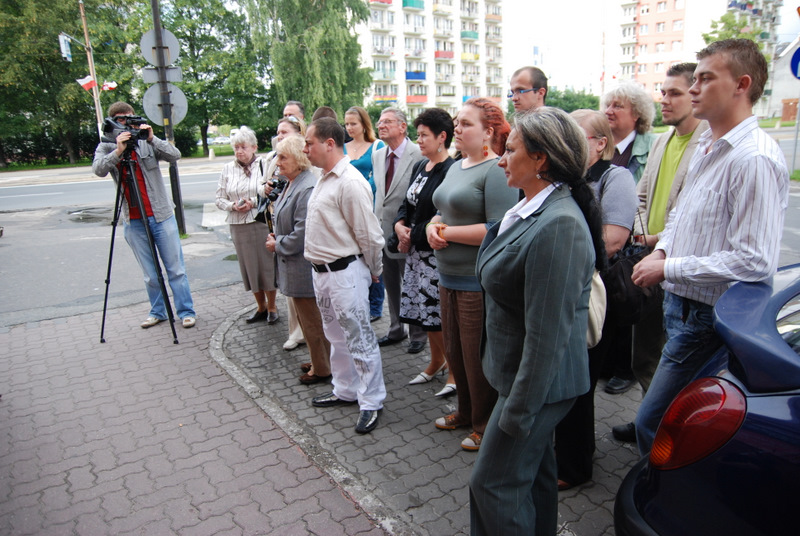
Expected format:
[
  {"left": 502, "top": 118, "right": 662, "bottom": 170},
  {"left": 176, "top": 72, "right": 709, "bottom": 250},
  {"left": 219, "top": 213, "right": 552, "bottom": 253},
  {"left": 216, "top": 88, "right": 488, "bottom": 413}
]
[{"left": 650, "top": 377, "right": 746, "bottom": 470}]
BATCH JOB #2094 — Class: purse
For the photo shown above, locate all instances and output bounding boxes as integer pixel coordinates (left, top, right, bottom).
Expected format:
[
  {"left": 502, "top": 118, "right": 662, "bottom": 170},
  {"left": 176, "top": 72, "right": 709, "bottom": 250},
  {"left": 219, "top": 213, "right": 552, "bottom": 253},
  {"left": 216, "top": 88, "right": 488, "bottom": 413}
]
[
  {"left": 254, "top": 159, "right": 269, "bottom": 224},
  {"left": 586, "top": 269, "right": 606, "bottom": 348},
  {"left": 600, "top": 210, "right": 663, "bottom": 326}
]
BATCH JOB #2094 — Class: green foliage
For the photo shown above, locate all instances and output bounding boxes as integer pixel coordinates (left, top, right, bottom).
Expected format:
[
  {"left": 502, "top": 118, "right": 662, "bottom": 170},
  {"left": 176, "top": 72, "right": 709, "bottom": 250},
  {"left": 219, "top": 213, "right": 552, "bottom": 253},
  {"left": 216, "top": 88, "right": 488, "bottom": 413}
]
[
  {"left": 545, "top": 87, "right": 600, "bottom": 114},
  {"left": 244, "top": 0, "right": 372, "bottom": 120},
  {"left": 703, "top": 12, "right": 764, "bottom": 50}
]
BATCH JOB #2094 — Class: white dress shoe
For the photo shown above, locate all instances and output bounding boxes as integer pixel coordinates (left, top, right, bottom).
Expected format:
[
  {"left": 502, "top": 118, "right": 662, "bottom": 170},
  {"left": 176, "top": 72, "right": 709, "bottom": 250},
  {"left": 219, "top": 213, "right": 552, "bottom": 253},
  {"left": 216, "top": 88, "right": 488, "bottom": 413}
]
[
  {"left": 434, "top": 383, "right": 457, "bottom": 397},
  {"left": 408, "top": 363, "right": 447, "bottom": 385}
]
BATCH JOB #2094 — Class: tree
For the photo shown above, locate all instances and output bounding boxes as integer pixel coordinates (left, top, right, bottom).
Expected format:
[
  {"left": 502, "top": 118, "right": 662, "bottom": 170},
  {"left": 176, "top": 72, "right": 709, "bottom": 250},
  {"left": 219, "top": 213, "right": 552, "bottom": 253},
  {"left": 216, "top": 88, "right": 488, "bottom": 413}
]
[
  {"left": 703, "top": 12, "right": 764, "bottom": 50},
  {"left": 244, "top": 0, "right": 372, "bottom": 121},
  {"left": 546, "top": 88, "right": 600, "bottom": 114}
]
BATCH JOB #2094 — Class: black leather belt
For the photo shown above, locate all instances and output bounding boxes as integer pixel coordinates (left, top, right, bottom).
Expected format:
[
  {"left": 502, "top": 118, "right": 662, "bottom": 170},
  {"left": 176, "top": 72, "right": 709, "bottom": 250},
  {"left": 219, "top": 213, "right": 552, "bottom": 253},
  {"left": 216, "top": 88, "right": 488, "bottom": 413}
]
[{"left": 311, "top": 254, "right": 362, "bottom": 273}]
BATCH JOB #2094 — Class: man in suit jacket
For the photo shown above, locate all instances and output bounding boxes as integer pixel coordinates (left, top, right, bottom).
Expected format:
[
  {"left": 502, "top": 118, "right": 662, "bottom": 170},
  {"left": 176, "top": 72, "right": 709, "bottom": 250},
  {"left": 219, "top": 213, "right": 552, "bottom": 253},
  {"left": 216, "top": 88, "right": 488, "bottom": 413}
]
[
  {"left": 612, "top": 63, "right": 710, "bottom": 443},
  {"left": 372, "top": 107, "right": 427, "bottom": 353}
]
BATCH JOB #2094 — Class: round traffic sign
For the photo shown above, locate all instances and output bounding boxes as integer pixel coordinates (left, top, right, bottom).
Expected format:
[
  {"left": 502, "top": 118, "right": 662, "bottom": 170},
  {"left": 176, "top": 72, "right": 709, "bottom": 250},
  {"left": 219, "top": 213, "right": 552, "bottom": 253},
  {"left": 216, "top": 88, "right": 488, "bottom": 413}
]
[
  {"left": 142, "top": 83, "right": 188, "bottom": 126},
  {"left": 140, "top": 29, "right": 180, "bottom": 66}
]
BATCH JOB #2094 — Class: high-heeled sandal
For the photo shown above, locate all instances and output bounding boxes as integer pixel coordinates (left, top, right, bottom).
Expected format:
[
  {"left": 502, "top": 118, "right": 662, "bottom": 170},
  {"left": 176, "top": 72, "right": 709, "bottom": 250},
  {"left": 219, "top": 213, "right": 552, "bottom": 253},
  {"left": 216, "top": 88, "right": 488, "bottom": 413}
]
[{"left": 408, "top": 361, "right": 448, "bottom": 385}]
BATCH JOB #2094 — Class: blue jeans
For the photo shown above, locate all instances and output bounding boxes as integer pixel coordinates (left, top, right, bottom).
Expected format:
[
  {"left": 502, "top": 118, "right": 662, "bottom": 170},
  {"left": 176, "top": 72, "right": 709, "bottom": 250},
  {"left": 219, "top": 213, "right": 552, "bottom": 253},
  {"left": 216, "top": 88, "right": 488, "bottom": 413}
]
[
  {"left": 635, "top": 292, "right": 721, "bottom": 455},
  {"left": 368, "top": 275, "right": 384, "bottom": 318},
  {"left": 123, "top": 215, "right": 195, "bottom": 320}
]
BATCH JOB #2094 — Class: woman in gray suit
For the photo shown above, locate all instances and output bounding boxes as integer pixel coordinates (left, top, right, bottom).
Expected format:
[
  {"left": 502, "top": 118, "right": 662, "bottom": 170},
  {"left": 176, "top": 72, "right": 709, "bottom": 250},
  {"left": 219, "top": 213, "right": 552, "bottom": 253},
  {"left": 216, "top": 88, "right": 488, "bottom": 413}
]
[
  {"left": 265, "top": 135, "right": 331, "bottom": 384},
  {"left": 469, "top": 108, "right": 606, "bottom": 536}
]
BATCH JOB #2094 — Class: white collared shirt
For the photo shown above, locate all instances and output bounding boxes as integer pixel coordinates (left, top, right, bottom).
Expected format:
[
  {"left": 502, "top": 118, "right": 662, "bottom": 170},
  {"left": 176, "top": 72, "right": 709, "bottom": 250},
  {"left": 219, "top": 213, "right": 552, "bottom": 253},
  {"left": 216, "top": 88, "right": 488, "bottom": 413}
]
[
  {"left": 497, "top": 183, "right": 558, "bottom": 235},
  {"left": 615, "top": 130, "right": 637, "bottom": 155},
  {"left": 656, "top": 115, "right": 789, "bottom": 306}
]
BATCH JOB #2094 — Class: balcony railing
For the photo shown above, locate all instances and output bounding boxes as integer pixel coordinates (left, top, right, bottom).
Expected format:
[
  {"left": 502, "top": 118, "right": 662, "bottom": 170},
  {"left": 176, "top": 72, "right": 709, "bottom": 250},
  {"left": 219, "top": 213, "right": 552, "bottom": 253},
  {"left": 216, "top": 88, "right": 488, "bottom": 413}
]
[
  {"left": 432, "top": 3, "right": 451, "bottom": 14},
  {"left": 403, "top": 0, "right": 424, "bottom": 9},
  {"left": 435, "top": 73, "right": 452, "bottom": 81},
  {"left": 372, "top": 70, "right": 396, "bottom": 80},
  {"left": 485, "top": 13, "right": 502, "bottom": 21},
  {"left": 406, "top": 94, "right": 428, "bottom": 104},
  {"left": 461, "top": 52, "right": 479, "bottom": 61},
  {"left": 462, "top": 74, "right": 479, "bottom": 84},
  {"left": 369, "top": 0, "right": 392, "bottom": 5},
  {"left": 405, "top": 48, "right": 425, "bottom": 58},
  {"left": 405, "top": 71, "right": 427, "bottom": 81},
  {"left": 372, "top": 46, "right": 394, "bottom": 56},
  {"left": 374, "top": 94, "right": 398, "bottom": 104},
  {"left": 434, "top": 50, "right": 454, "bottom": 59},
  {"left": 461, "top": 30, "right": 479, "bottom": 40}
]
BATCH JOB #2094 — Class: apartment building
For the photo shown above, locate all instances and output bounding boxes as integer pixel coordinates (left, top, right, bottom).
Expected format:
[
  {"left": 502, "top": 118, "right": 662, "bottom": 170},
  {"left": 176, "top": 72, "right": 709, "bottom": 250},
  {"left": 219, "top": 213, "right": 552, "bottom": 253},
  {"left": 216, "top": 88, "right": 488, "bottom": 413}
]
[
  {"left": 612, "top": 0, "right": 782, "bottom": 102},
  {"left": 357, "top": 0, "right": 504, "bottom": 119}
]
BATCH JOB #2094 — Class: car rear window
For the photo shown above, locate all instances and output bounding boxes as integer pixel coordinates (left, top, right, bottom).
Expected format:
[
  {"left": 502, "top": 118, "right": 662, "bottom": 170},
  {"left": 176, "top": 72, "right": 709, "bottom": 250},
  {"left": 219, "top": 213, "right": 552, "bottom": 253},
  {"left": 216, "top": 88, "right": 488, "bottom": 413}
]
[{"left": 777, "top": 294, "right": 800, "bottom": 356}]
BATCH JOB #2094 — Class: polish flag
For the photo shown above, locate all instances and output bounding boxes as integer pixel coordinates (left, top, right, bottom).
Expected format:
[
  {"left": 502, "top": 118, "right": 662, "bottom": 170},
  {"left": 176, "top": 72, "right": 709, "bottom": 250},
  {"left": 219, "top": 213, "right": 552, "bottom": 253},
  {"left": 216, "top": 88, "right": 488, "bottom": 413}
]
[
  {"left": 102, "top": 81, "right": 118, "bottom": 91},
  {"left": 76, "top": 75, "right": 97, "bottom": 91}
]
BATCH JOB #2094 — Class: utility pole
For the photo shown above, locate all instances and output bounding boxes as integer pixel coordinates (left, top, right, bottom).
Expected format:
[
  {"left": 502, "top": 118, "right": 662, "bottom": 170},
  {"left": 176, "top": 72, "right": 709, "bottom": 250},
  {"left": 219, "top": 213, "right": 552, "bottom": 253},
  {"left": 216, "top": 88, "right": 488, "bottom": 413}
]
[{"left": 79, "top": 0, "right": 103, "bottom": 139}]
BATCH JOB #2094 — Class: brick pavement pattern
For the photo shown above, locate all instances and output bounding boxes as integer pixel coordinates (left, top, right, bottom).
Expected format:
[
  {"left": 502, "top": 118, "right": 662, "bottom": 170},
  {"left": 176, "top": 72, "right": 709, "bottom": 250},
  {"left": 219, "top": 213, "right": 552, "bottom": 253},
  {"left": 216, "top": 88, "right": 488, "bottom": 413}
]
[{"left": 0, "top": 286, "right": 387, "bottom": 536}]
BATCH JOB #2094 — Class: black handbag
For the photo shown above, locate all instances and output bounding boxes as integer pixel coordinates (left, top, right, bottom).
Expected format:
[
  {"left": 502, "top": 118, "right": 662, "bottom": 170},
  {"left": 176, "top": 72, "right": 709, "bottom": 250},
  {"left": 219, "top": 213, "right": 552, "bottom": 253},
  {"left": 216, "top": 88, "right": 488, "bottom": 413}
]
[
  {"left": 600, "top": 211, "right": 664, "bottom": 326},
  {"left": 254, "top": 159, "right": 269, "bottom": 224}
]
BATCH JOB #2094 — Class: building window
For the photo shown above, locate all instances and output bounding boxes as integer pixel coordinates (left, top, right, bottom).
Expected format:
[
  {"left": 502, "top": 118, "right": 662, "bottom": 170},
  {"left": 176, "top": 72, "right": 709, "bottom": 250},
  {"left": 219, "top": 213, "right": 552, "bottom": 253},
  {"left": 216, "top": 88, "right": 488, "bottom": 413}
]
[
  {"left": 657, "top": 2, "right": 666, "bottom": 12},
  {"left": 638, "top": 64, "right": 647, "bottom": 74},
  {"left": 654, "top": 82, "right": 663, "bottom": 93},
  {"left": 640, "top": 24, "right": 648, "bottom": 35},
  {"left": 673, "top": 19, "right": 683, "bottom": 30},
  {"left": 655, "top": 42, "right": 665, "bottom": 52},
  {"left": 672, "top": 40, "right": 682, "bottom": 51},
  {"left": 655, "top": 63, "right": 664, "bottom": 73},
  {"left": 656, "top": 22, "right": 665, "bottom": 32},
  {"left": 674, "top": 0, "right": 684, "bottom": 8},
  {"left": 641, "top": 5, "right": 649, "bottom": 15},
  {"left": 639, "top": 44, "right": 647, "bottom": 54}
]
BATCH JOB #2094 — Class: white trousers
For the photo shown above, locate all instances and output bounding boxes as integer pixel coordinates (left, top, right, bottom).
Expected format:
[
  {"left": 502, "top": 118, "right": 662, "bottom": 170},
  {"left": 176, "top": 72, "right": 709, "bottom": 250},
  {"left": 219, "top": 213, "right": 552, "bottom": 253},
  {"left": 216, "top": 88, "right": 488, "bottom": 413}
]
[{"left": 312, "top": 258, "right": 386, "bottom": 410}]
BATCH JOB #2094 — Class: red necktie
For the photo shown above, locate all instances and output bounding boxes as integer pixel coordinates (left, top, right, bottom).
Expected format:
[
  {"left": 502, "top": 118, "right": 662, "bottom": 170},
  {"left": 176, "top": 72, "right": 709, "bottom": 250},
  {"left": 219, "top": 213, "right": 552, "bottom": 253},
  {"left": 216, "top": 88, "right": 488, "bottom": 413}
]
[{"left": 385, "top": 152, "right": 396, "bottom": 192}]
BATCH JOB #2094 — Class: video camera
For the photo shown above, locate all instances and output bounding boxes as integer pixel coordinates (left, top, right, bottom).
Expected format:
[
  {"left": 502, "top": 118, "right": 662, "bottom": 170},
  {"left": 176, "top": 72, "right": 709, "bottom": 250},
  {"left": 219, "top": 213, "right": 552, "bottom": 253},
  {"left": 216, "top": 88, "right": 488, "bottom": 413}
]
[
  {"left": 267, "top": 178, "right": 287, "bottom": 201},
  {"left": 101, "top": 115, "right": 149, "bottom": 149}
]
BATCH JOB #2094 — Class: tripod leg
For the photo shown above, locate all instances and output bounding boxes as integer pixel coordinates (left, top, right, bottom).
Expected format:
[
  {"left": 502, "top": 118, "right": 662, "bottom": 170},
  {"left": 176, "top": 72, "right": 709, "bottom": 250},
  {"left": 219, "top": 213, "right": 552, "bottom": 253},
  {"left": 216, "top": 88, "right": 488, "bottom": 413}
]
[{"left": 100, "top": 174, "right": 126, "bottom": 343}]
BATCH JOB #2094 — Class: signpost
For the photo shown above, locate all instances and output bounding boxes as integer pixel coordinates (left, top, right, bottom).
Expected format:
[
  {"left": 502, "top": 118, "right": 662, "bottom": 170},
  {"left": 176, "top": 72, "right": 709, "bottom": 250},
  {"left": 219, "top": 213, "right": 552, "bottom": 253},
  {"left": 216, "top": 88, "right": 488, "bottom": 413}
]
[{"left": 789, "top": 47, "right": 800, "bottom": 172}]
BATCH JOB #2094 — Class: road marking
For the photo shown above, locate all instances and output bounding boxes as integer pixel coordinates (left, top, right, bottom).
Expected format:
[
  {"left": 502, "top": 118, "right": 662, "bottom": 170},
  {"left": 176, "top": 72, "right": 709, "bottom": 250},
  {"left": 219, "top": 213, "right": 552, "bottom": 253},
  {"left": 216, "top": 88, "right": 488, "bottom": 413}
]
[{"left": 0, "top": 191, "right": 65, "bottom": 198}]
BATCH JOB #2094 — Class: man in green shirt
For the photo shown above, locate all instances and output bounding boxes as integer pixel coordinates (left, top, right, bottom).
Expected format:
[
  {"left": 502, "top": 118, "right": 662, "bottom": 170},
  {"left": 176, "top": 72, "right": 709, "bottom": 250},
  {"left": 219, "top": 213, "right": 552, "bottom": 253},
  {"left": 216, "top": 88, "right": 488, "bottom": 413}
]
[{"left": 612, "top": 63, "right": 709, "bottom": 443}]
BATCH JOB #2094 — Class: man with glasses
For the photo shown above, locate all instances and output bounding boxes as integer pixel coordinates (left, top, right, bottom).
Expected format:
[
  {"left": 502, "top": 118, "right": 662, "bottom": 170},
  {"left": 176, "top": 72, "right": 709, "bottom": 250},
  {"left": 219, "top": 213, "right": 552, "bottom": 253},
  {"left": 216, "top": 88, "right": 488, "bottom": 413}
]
[
  {"left": 372, "top": 108, "right": 426, "bottom": 353},
  {"left": 508, "top": 66, "right": 548, "bottom": 113},
  {"left": 92, "top": 101, "right": 196, "bottom": 329}
]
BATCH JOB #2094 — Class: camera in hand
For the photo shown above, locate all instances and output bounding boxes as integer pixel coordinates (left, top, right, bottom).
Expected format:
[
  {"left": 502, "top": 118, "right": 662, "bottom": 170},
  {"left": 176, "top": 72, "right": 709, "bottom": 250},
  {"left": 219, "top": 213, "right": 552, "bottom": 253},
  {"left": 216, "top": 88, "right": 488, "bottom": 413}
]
[
  {"left": 102, "top": 115, "right": 149, "bottom": 151},
  {"left": 267, "top": 178, "right": 287, "bottom": 201}
]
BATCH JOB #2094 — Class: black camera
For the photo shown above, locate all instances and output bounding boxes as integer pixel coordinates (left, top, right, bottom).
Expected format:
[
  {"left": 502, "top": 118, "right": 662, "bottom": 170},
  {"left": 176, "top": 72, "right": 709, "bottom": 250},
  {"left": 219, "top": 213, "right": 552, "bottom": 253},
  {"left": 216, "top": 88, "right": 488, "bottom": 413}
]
[
  {"left": 267, "top": 178, "right": 287, "bottom": 201},
  {"left": 102, "top": 116, "right": 149, "bottom": 149}
]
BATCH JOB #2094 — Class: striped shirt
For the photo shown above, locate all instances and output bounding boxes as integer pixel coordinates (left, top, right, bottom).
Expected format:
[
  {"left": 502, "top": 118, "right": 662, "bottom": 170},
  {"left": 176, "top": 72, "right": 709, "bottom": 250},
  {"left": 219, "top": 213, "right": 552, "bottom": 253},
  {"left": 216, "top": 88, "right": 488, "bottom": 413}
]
[
  {"left": 215, "top": 157, "right": 266, "bottom": 225},
  {"left": 655, "top": 115, "right": 789, "bottom": 306}
]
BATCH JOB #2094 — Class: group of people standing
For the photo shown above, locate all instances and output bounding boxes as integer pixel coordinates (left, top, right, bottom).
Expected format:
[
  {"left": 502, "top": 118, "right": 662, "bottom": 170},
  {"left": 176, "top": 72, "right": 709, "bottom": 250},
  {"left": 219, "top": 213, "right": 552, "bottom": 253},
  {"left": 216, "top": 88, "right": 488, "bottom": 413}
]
[{"left": 93, "top": 37, "right": 789, "bottom": 536}]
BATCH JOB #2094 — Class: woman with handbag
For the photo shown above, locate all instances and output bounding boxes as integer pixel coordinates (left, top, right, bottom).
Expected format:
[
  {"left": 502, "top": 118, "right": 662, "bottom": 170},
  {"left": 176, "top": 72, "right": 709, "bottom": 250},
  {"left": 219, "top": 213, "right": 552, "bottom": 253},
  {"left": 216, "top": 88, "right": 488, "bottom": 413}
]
[
  {"left": 215, "top": 126, "right": 278, "bottom": 324},
  {"left": 553, "top": 109, "right": 636, "bottom": 490},
  {"left": 391, "top": 108, "right": 455, "bottom": 389}
]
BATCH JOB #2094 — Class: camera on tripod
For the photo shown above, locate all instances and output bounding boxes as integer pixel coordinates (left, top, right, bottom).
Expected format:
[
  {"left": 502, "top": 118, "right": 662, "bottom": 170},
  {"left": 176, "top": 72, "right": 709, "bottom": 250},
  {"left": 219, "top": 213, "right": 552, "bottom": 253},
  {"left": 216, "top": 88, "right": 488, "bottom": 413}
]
[
  {"left": 102, "top": 115, "right": 149, "bottom": 150},
  {"left": 267, "top": 178, "right": 287, "bottom": 201}
]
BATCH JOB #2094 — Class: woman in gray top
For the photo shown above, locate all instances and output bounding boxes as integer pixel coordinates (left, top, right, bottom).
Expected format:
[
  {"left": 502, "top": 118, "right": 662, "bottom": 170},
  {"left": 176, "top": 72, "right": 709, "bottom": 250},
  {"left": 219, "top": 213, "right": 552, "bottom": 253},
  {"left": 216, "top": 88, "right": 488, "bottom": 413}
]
[{"left": 426, "top": 98, "right": 519, "bottom": 452}]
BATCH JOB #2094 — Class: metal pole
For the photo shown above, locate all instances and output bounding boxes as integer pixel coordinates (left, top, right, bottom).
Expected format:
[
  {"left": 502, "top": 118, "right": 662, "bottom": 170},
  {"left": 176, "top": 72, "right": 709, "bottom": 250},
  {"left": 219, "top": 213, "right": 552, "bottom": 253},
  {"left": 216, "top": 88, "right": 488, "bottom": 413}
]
[
  {"left": 79, "top": 0, "right": 104, "bottom": 139},
  {"left": 150, "top": 0, "right": 186, "bottom": 234},
  {"left": 793, "top": 98, "right": 800, "bottom": 173}
]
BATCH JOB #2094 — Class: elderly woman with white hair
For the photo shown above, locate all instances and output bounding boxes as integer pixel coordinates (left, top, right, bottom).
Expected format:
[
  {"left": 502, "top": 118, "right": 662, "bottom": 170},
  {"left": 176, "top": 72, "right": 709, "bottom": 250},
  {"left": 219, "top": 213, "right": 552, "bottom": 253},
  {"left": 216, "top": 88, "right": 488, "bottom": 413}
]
[
  {"left": 215, "top": 126, "right": 278, "bottom": 324},
  {"left": 266, "top": 135, "right": 331, "bottom": 384}
]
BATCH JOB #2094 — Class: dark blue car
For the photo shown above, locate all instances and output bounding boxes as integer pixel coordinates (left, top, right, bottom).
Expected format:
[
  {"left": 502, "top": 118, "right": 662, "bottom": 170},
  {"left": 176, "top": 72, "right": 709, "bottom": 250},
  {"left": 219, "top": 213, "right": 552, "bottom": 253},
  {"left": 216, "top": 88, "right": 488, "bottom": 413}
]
[{"left": 615, "top": 265, "right": 800, "bottom": 536}]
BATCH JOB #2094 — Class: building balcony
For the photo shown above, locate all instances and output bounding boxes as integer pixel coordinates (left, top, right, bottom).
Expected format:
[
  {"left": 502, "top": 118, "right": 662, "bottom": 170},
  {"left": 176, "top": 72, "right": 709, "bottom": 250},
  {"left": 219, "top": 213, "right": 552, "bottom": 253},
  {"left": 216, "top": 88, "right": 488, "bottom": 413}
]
[
  {"left": 369, "top": 0, "right": 392, "bottom": 5},
  {"left": 461, "top": 9, "right": 477, "bottom": 19},
  {"left": 436, "top": 96, "right": 455, "bottom": 105},
  {"left": 369, "top": 21, "right": 394, "bottom": 31},
  {"left": 435, "top": 72, "right": 453, "bottom": 82},
  {"left": 485, "top": 13, "right": 502, "bottom": 22},
  {"left": 405, "top": 71, "right": 427, "bottom": 81},
  {"left": 372, "top": 46, "right": 394, "bottom": 56},
  {"left": 461, "top": 52, "right": 479, "bottom": 62},
  {"left": 433, "top": 28, "right": 453, "bottom": 37},
  {"left": 434, "top": 50, "right": 454, "bottom": 59},
  {"left": 486, "top": 75, "right": 502, "bottom": 85},
  {"left": 405, "top": 48, "right": 425, "bottom": 58},
  {"left": 461, "top": 30, "right": 479, "bottom": 40},
  {"left": 462, "top": 74, "right": 479, "bottom": 84},
  {"left": 432, "top": 3, "right": 452, "bottom": 14},
  {"left": 372, "top": 70, "right": 396, "bottom": 81},
  {"left": 485, "top": 32, "right": 501, "bottom": 43},
  {"left": 404, "top": 25, "right": 425, "bottom": 34},
  {"left": 406, "top": 94, "right": 428, "bottom": 104},
  {"left": 485, "top": 55, "right": 502, "bottom": 64},
  {"left": 403, "top": 0, "right": 425, "bottom": 10},
  {"left": 374, "top": 94, "right": 398, "bottom": 104}
]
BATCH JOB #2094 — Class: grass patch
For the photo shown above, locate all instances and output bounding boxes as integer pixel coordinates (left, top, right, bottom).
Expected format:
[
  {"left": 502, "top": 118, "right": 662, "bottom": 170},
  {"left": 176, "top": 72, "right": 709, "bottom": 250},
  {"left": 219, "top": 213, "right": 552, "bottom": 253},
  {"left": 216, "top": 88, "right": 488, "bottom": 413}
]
[
  {"left": 180, "top": 233, "right": 190, "bottom": 239},
  {"left": 760, "top": 119, "right": 795, "bottom": 129},
  {"left": 791, "top": 170, "right": 800, "bottom": 181},
  {"left": 223, "top": 254, "right": 238, "bottom": 261}
]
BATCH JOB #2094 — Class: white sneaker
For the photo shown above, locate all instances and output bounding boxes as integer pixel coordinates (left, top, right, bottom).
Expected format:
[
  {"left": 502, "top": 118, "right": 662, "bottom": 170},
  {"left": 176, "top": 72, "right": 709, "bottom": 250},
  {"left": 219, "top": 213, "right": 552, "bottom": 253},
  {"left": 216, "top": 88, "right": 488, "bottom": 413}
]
[
  {"left": 140, "top": 316, "right": 163, "bottom": 329},
  {"left": 283, "top": 339, "right": 306, "bottom": 351},
  {"left": 182, "top": 317, "right": 196, "bottom": 328}
]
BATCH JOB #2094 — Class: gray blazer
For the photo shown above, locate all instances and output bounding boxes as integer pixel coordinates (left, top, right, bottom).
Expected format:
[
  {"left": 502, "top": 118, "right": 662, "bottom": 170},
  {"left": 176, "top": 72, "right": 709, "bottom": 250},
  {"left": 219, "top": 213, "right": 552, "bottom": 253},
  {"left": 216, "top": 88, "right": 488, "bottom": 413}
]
[
  {"left": 372, "top": 139, "right": 422, "bottom": 259},
  {"left": 634, "top": 121, "right": 709, "bottom": 235},
  {"left": 477, "top": 188, "right": 593, "bottom": 438},
  {"left": 272, "top": 169, "right": 316, "bottom": 298}
]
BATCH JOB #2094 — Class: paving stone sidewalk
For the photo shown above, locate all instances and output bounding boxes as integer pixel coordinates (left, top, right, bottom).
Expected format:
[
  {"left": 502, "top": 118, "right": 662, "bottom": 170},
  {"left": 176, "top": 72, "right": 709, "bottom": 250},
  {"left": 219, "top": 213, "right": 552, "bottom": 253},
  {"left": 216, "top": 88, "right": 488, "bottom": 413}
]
[
  {"left": 223, "top": 301, "right": 642, "bottom": 536},
  {"left": 0, "top": 286, "right": 387, "bottom": 536}
]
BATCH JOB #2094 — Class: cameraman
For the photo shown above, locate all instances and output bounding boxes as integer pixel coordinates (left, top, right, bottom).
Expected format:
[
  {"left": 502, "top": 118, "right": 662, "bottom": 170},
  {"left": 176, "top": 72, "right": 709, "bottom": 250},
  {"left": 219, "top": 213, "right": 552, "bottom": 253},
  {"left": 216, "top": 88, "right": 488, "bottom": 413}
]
[{"left": 93, "top": 101, "right": 196, "bottom": 329}]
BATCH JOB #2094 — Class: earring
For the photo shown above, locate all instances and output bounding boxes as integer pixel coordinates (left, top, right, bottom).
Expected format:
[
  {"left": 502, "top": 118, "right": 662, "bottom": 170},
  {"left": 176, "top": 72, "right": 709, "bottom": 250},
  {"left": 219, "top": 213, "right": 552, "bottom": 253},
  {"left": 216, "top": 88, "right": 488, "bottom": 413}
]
[
  {"left": 536, "top": 173, "right": 542, "bottom": 180},
  {"left": 483, "top": 144, "right": 489, "bottom": 157},
  {"left": 437, "top": 144, "right": 443, "bottom": 153}
]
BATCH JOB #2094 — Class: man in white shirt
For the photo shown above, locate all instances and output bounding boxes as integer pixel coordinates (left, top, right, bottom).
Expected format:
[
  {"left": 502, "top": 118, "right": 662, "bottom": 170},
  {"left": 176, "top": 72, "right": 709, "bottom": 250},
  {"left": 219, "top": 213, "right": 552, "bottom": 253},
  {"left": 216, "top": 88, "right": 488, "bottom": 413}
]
[
  {"left": 508, "top": 66, "right": 548, "bottom": 113},
  {"left": 632, "top": 39, "right": 789, "bottom": 455},
  {"left": 303, "top": 118, "right": 386, "bottom": 434}
]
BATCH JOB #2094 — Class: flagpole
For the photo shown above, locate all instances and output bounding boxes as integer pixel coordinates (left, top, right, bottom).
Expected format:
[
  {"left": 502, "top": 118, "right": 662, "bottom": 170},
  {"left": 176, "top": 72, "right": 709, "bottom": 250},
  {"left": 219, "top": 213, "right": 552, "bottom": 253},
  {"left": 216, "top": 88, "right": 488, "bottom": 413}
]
[{"left": 79, "top": 0, "right": 103, "bottom": 139}]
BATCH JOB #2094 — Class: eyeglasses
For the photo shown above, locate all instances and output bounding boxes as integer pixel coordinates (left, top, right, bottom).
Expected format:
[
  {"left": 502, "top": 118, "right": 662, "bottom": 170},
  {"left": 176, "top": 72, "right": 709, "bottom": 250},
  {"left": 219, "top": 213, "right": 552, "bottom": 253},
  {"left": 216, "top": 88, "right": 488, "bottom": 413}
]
[
  {"left": 285, "top": 115, "right": 300, "bottom": 124},
  {"left": 377, "top": 119, "right": 399, "bottom": 126},
  {"left": 507, "top": 88, "right": 540, "bottom": 99}
]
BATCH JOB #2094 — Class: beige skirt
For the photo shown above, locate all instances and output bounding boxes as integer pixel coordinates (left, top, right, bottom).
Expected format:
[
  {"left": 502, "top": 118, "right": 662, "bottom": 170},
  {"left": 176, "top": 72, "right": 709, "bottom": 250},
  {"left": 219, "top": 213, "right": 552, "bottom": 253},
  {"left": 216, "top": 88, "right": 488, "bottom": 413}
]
[{"left": 230, "top": 222, "right": 276, "bottom": 292}]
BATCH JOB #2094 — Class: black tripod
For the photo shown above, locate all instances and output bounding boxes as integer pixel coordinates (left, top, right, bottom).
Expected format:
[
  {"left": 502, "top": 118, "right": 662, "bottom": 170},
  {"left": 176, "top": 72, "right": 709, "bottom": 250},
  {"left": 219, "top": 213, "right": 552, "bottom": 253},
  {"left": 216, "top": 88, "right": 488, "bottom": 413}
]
[{"left": 100, "top": 142, "right": 179, "bottom": 344}]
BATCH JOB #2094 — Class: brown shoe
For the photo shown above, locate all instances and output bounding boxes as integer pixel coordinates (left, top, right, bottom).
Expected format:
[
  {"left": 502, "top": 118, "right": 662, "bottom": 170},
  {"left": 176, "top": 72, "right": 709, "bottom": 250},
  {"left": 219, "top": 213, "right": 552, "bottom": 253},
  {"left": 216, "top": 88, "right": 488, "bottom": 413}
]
[
  {"left": 300, "top": 362, "right": 312, "bottom": 373},
  {"left": 299, "top": 372, "right": 332, "bottom": 385},
  {"left": 435, "top": 413, "right": 469, "bottom": 430},
  {"left": 461, "top": 431, "right": 482, "bottom": 451}
]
